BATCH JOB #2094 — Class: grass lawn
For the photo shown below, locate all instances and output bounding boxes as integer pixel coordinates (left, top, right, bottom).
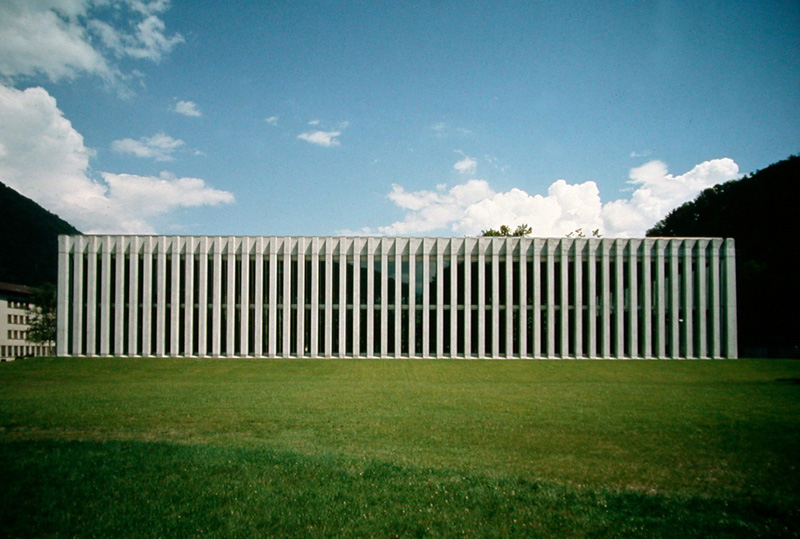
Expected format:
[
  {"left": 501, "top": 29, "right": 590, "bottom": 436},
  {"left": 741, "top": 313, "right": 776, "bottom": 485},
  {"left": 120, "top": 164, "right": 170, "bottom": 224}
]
[{"left": 1, "top": 358, "right": 798, "bottom": 538}]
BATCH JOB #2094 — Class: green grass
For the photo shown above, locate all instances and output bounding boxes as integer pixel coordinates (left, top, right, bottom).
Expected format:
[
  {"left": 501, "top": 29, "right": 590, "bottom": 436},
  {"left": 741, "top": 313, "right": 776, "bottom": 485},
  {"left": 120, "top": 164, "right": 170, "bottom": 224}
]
[{"left": 1, "top": 358, "right": 798, "bottom": 538}]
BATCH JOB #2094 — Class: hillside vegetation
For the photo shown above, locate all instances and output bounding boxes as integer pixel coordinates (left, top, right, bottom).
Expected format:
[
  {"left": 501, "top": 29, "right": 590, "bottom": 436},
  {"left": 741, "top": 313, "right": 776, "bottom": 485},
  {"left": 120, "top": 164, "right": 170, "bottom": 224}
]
[{"left": 0, "top": 181, "right": 79, "bottom": 287}]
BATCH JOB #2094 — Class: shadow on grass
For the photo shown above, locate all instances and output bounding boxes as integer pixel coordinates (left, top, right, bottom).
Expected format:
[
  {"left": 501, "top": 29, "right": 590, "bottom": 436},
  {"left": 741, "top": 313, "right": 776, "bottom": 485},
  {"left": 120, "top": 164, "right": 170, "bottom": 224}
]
[{"left": 0, "top": 440, "right": 796, "bottom": 538}]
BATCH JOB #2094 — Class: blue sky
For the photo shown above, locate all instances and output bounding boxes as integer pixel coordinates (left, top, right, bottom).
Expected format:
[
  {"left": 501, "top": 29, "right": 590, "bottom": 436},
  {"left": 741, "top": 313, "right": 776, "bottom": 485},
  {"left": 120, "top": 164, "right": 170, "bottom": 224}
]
[{"left": 1, "top": 0, "right": 798, "bottom": 237}]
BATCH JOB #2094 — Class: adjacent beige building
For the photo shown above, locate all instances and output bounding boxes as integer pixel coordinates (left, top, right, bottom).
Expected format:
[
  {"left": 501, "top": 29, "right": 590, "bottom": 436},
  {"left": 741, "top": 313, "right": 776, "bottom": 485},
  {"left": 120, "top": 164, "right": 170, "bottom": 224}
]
[{"left": 0, "top": 282, "right": 55, "bottom": 360}]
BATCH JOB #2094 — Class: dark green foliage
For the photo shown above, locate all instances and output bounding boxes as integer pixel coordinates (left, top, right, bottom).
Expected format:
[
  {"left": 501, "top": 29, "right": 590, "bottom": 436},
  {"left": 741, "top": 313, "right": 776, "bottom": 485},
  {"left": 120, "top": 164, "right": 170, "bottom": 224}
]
[
  {"left": 0, "top": 181, "right": 80, "bottom": 287},
  {"left": 481, "top": 224, "right": 532, "bottom": 237},
  {"left": 647, "top": 155, "right": 800, "bottom": 355},
  {"left": 25, "top": 283, "right": 57, "bottom": 344}
]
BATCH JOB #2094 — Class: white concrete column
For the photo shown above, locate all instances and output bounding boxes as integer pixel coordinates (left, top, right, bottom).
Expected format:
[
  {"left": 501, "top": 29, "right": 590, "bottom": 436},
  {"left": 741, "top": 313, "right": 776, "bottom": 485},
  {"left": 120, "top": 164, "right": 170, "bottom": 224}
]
[
  {"left": 366, "top": 238, "right": 376, "bottom": 358},
  {"left": 476, "top": 239, "right": 486, "bottom": 359},
  {"left": 397, "top": 238, "right": 405, "bottom": 359},
  {"left": 56, "top": 235, "right": 71, "bottom": 356},
  {"left": 573, "top": 239, "right": 583, "bottom": 359},
  {"left": 85, "top": 236, "right": 98, "bottom": 356},
  {"left": 142, "top": 236, "right": 155, "bottom": 357},
  {"left": 352, "top": 238, "right": 361, "bottom": 357},
  {"left": 381, "top": 238, "right": 390, "bottom": 358},
  {"left": 697, "top": 239, "right": 708, "bottom": 358},
  {"left": 240, "top": 237, "right": 251, "bottom": 357},
  {"left": 518, "top": 239, "right": 528, "bottom": 358},
  {"left": 559, "top": 239, "right": 569, "bottom": 358},
  {"left": 225, "top": 237, "right": 236, "bottom": 357},
  {"left": 600, "top": 240, "right": 611, "bottom": 358},
  {"left": 600, "top": 240, "right": 614, "bottom": 358},
  {"left": 282, "top": 239, "right": 292, "bottom": 357},
  {"left": 436, "top": 239, "right": 445, "bottom": 358},
  {"left": 114, "top": 236, "right": 127, "bottom": 356},
  {"left": 587, "top": 239, "right": 597, "bottom": 358},
  {"left": 296, "top": 238, "right": 306, "bottom": 357},
  {"left": 155, "top": 237, "right": 168, "bottom": 357},
  {"left": 197, "top": 237, "right": 209, "bottom": 357},
  {"left": 642, "top": 239, "right": 653, "bottom": 359},
  {"left": 127, "top": 236, "right": 139, "bottom": 356},
  {"left": 614, "top": 240, "right": 624, "bottom": 359},
  {"left": 338, "top": 238, "right": 348, "bottom": 358},
  {"left": 491, "top": 239, "right": 500, "bottom": 358},
  {"left": 710, "top": 239, "right": 722, "bottom": 359},
  {"left": 268, "top": 238, "right": 278, "bottom": 357},
  {"left": 655, "top": 240, "right": 666, "bottom": 359},
  {"left": 421, "top": 238, "right": 431, "bottom": 358},
  {"left": 71, "top": 236, "right": 84, "bottom": 356},
  {"left": 172, "top": 237, "right": 184, "bottom": 357},
  {"left": 211, "top": 237, "right": 223, "bottom": 357},
  {"left": 408, "top": 239, "right": 418, "bottom": 358},
  {"left": 546, "top": 239, "right": 556, "bottom": 359},
  {"left": 683, "top": 240, "right": 694, "bottom": 358},
  {"left": 185, "top": 237, "right": 195, "bottom": 357},
  {"left": 505, "top": 239, "right": 514, "bottom": 358},
  {"left": 100, "top": 236, "right": 113, "bottom": 356},
  {"left": 628, "top": 239, "right": 639, "bottom": 359},
  {"left": 450, "top": 239, "right": 459, "bottom": 358},
  {"left": 463, "top": 238, "right": 473, "bottom": 358},
  {"left": 669, "top": 240, "right": 680, "bottom": 358},
  {"left": 310, "top": 237, "right": 319, "bottom": 357},
  {"left": 724, "top": 238, "right": 738, "bottom": 358},
  {"left": 532, "top": 239, "right": 542, "bottom": 359},
  {"left": 325, "top": 237, "right": 334, "bottom": 358},
  {"left": 254, "top": 237, "right": 265, "bottom": 356}
]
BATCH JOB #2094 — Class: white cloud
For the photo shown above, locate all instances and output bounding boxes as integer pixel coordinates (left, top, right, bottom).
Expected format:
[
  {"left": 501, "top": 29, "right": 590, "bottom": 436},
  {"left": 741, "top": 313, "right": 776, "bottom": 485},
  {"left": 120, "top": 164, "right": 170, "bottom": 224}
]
[
  {"left": 0, "top": 84, "right": 233, "bottom": 233},
  {"left": 173, "top": 100, "right": 201, "bottom": 117},
  {"left": 111, "top": 132, "right": 185, "bottom": 161},
  {"left": 308, "top": 120, "right": 320, "bottom": 126},
  {"left": 377, "top": 180, "right": 495, "bottom": 235},
  {"left": 427, "top": 122, "right": 472, "bottom": 138},
  {"left": 454, "top": 155, "right": 477, "bottom": 175},
  {"left": 600, "top": 158, "right": 740, "bottom": 237},
  {"left": 265, "top": 116, "right": 279, "bottom": 126},
  {"left": 298, "top": 130, "right": 341, "bottom": 147},
  {"left": 360, "top": 159, "right": 739, "bottom": 237},
  {"left": 102, "top": 172, "right": 235, "bottom": 216},
  {"left": 0, "top": 0, "right": 182, "bottom": 91}
]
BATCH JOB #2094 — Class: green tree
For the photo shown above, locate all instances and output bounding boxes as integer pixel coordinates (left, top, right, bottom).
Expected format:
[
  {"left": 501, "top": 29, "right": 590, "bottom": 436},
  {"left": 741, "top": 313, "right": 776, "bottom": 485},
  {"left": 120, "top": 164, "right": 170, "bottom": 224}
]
[
  {"left": 26, "top": 283, "right": 57, "bottom": 345},
  {"left": 481, "top": 223, "right": 532, "bottom": 237}
]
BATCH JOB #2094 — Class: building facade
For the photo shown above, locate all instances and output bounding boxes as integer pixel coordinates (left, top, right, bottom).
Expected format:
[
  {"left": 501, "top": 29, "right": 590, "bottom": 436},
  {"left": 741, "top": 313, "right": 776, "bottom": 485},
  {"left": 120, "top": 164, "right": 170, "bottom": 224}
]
[
  {"left": 57, "top": 235, "right": 737, "bottom": 359},
  {"left": 1, "top": 282, "right": 56, "bottom": 360}
]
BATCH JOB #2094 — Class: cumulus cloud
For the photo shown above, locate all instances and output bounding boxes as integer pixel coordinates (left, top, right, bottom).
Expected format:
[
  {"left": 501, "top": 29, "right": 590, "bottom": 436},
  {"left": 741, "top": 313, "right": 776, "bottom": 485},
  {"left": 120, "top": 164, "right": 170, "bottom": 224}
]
[
  {"left": 102, "top": 172, "right": 235, "bottom": 216},
  {"left": 298, "top": 130, "right": 342, "bottom": 147},
  {"left": 360, "top": 158, "right": 739, "bottom": 237},
  {"left": 427, "top": 122, "right": 472, "bottom": 138},
  {"left": 111, "top": 132, "right": 185, "bottom": 161},
  {"left": 454, "top": 155, "right": 477, "bottom": 175},
  {"left": 0, "top": 0, "right": 182, "bottom": 91},
  {"left": 173, "top": 100, "right": 201, "bottom": 117},
  {"left": 0, "top": 84, "right": 233, "bottom": 233},
  {"left": 265, "top": 116, "right": 279, "bottom": 126}
]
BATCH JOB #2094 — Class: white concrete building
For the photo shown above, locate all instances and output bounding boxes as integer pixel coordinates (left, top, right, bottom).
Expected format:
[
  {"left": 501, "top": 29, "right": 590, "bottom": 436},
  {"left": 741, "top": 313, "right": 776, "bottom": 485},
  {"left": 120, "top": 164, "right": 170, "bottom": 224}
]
[
  {"left": 57, "top": 235, "right": 737, "bottom": 359},
  {"left": 1, "top": 282, "right": 56, "bottom": 360}
]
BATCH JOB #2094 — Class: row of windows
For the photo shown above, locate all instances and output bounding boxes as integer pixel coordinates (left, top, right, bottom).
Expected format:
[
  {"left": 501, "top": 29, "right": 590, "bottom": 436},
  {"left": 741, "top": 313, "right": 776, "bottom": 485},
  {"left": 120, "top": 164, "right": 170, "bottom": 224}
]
[
  {"left": 7, "top": 313, "right": 28, "bottom": 325},
  {"left": 0, "top": 344, "right": 54, "bottom": 359},
  {"left": 7, "top": 329, "right": 27, "bottom": 340},
  {"left": 6, "top": 300, "right": 29, "bottom": 310}
]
